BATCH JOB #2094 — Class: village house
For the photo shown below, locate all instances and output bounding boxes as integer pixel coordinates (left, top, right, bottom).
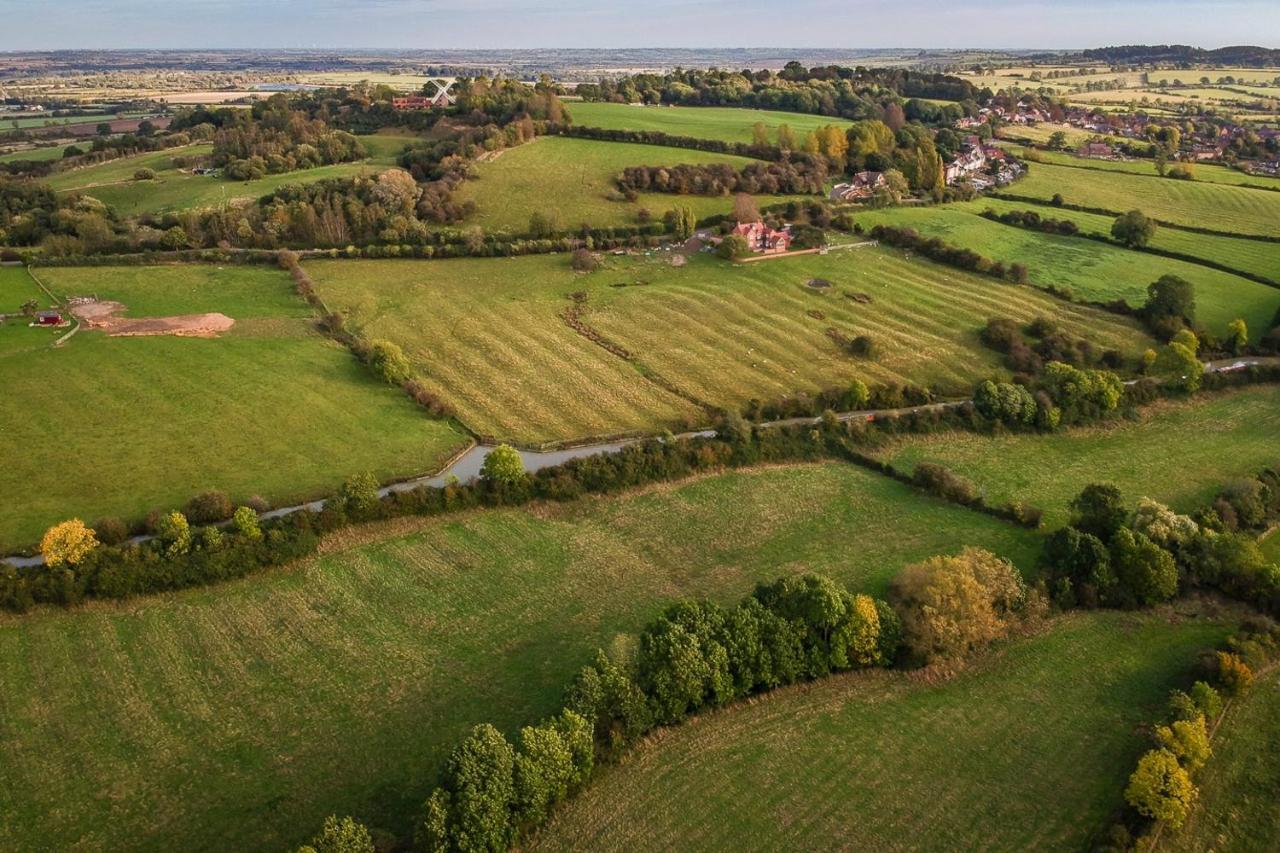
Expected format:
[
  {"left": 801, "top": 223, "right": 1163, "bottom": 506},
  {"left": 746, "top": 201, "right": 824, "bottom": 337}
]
[
  {"left": 731, "top": 221, "right": 792, "bottom": 254},
  {"left": 392, "top": 95, "right": 441, "bottom": 111},
  {"left": 829, "top": 171, "right": 886, "bottom": 202},
  {"left": 945, "top": 144, "right": 987, "bottom": 185},
  {"left": 1077, "top": 141, "right": 1115, "bottom": 159}
]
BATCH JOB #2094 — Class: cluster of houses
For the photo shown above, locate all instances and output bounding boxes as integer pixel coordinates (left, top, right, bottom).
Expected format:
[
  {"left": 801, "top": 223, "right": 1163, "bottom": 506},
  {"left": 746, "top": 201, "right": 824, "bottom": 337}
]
[
  {"left": 943, "top": 136, "right": 1024, "bottom": 189},
  {"left": 828, "top": 170, "right": 887, "bottom": 202}
]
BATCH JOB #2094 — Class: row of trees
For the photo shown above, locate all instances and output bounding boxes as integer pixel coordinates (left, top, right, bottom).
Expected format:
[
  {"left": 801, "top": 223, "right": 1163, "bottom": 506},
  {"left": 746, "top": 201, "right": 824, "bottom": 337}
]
[{"left": 615, "top": 155, "right": 828, "bottom": 197}]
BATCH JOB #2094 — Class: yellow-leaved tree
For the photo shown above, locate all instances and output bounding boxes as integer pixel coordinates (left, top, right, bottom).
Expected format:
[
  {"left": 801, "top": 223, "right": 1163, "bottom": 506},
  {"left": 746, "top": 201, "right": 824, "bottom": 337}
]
[{"left": 40, "top": 519, "right": 99, "bottom": 568}]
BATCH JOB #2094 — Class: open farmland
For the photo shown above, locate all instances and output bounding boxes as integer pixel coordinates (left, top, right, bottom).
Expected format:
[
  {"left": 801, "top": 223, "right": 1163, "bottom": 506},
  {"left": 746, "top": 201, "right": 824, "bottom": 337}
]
[
  {"left": 998, "top": 122, "right": 1096, "bottom": 148},
  {"left": 0, "top": 266, "right": 51, "bottom": 311},
  {"left": 873, "top": 385, "right": 1280, "bottom": 529},
  {"left": 532, "top": 608, "right": 1232, "bottom": 852},
  {"left": 1161, "top": 666, "right": 1280, "bottom": 852},
  {"left": 1007, "top": 160, "right": 1280, "bottom": 237},
  {"left": 0, "top": 462, "right": 1041, "bottom": 852},
  {"left": 306, "top": 249, "right": 1149, "bottom": 445},
  {"left": 1018, "top": 147, "right": 1280, "bottom": 191},
  {"left": 856, "top": 204, "right": 1280, "bottom": 338},
  {"left": 0, "top": 264, "right": 467, "bottom": 550},
  {"left": 566, "top": 102, "right": 852, "bottom": 144},
  {"left": 971, "top": 195, "right": 1280, "bottom": 285},
  {"left": 453, "top": 136, "right": 813, "bottom": 232},
  {"left": 44, "top": 133, "right": 416, "bottom": 216},
  {"left": 0, "top": 144, "right": 67, "bottom": 164}
]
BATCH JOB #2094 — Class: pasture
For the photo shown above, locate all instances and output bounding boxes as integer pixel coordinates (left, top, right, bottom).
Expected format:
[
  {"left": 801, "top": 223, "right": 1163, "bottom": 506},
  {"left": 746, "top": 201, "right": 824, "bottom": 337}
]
[
  {"left": 998, "top": 122, "right": 1096, "bottom": 148},
  {"left": 1008, "top": 160, "right": 1280, "bottom": 237},
  {"left": 566, "top": 102, "right": 852, "bottom": 145},
  {"left": 452, "top": 136, "right": 812, "bottom": 233},
  {"left": 1018, "top": 147, "right": 1280, "bottom": 191},
  {"left": 306, "top": 249, "right": 1149, "bottom": 445},
  {"left": 0, "top": 462, "right": 1042, "bottom": 852},
  {"left": 0, "top": 266, "right": 51, "bottom": 311},
  {"left": 0, "top": 264, "right": 467, "bottom": 551},
  {"left": 1162, "top": 666, "right": 1280, "bottom": 852},
  {"left": 532, "top": 608, "right": 1232, "bottom": 851},
  {"left": 856, "top": 204, "right": 1280, "bottom": 339},
  {"left": 873, "top": 385, "right": 1280, "bottom": 529},
  {"left": 970, "top": 195, "right": 1280, "bottom": 285},
  {"left": 44, "top": 133, "right": 416, "bottom": 216},
  {"left": 0, "top": 144, "right": 67, "bottom": 164}
]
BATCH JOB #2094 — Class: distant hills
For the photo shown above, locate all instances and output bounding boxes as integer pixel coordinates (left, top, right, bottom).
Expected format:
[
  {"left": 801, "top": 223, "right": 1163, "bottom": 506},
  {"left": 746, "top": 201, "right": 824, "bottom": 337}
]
[{"left": 1077, "top": 45, "right": 1280, "bottom": 66}]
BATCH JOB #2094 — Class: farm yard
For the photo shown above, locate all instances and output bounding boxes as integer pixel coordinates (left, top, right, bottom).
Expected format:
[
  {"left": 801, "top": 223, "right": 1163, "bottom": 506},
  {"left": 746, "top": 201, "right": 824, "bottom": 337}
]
[
  {"left": 872, "top": 385, "right": 1280, "bottom": 528},
  {"left": 0, "top": 264, "right": 467, "bottom": 551},
  {"left": 531, "top": 608, "right": 1232, "bottom": 852},
  {"left": 855, "top": 204, "right": 1280, "bottom": 338},
  {"left": 306, "top": 249, "right": 1149, "bottom": 445},
  {"left": 452, "top": 136, "right": 814, "bottom": 232},
  {"left": 0, "top": 462, "right": 1040, "bottom": 852},
  {"left": 565, "top": 102, "right": 853, "bottom": 144},
  {"left": 1007, "top": 160, "right": 1280, "bottom": 237}
]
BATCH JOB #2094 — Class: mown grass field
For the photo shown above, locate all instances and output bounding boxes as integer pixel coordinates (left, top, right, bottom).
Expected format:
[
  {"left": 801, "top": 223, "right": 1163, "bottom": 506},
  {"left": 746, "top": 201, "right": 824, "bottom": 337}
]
[
  {"left": 998, "top": 122, "right": 1096, "bottom": 148},
  {"left": 1161, "top": 666, "right": 1280, "bottom": 852},
  {"left": 566, "top": 102, "right": 852, "bottom": 144},
  {"left": 874, "top": 385, "right": 1280, "bottom": 529},
  {"left": 306, "top": 249, "right": 1148, "bottom": 445},
  {"left": 0, "top": 266, "right": 50, "bottom": 311},
  {"left": 0, "top": 462, "right": 1042, "bottom": 852},
  {"left": 971, "top": 195, "right": 1280, "bottom": 285},
  {"left": 44, "top": 133, "right": 415, "bottom": 216},
  {"left": 453, "top": 136, "right": 813, "bottom": 233},
  {"left": 0, "top": 264, "right": 467, "bottom": 550},
  {"left": 533, "top": 608, "right": 1232, "bottom": 852},
  {"left": 1008, "top": 161, "right": 1280, "bottom": 237},
  {"left": 1018, "top": 147, "right": 1280, "bottom": 190},
  {"left": 856, "top": 205, "right": 1280, "bottom": 339}
]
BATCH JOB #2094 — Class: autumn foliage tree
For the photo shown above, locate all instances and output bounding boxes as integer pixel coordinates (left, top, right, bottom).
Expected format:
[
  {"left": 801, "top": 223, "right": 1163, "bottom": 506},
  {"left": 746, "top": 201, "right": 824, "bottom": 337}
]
[{"left": 40, "top": 520, "right": 99, "bottom": 568}]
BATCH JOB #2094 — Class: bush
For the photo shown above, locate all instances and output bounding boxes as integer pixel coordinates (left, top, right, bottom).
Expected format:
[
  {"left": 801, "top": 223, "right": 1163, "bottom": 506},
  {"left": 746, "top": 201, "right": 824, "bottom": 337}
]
[
  {"left": 480, "top": 444, "right": 526, "bottom": 486},
  {"left": 1215, "top": 651, "right": 1254, "bottom": 696},
  {"left": 296, "top": 815, "right": 375, "bottom": 853},
  {"left": 233, "top": 506, "right": 263, "bottom": 541},
  {"left": 184, "top": 490, "right": 234, "bottom": 524},
  {"left": 1154, "top": 714, "right": 1211, "bottom": 772},
  {"left": 717, "top": 234, "right": 750, "bottom": 260},
  {"left": 91, "top": 516, "right": 130, "bottom": 547},
  {"left": 133, "top": 168, "right": 156, "bottom": 181},
  {"left": 40, "top": 519, "right": 99, "bottom": 568},
  {"left": 912, "top": 462, "right": 980, "bottom": 505},
  {"left": 570, "top": 248, "right": 599, "bottom": 272},
  {"left": 1125, "top": 748, "right": 1197, "bottom": 827},
  {"left": 368, "top": 339, "right": 412, "bottom": 384},
  {"left": 339, "top": 472, "right": 381, "bottom": 519}
]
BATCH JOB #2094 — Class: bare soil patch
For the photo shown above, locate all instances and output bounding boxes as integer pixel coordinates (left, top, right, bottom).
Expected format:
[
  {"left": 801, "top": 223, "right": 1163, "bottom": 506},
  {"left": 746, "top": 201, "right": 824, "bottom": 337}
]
[{"left": 69, "top": 299, "right": 235, "bottom": 338}]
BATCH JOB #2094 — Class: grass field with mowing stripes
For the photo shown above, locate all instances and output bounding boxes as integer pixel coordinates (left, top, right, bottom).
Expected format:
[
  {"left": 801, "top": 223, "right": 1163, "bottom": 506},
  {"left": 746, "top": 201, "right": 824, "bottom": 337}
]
[
  {"left": 565, "top": 102, "right": 852, "bottom": 144},
  {"left": 1017, "top": 147, "right": 1280, "bottom": 191},
  {"left": 855, "top": 205, "right": 1280, "bottom": 340},
  {"left": 453, "top": 136, "right": 813, "bottom": 233},
  {"left": 1007, "top": 161, "right": 1280, "bottom": 238},
  {"left": 873, "top": 386, "right": 1280, "bottom": 529},
  {"left": 969, "top": 195, "right": 1280, "bottom": 285},
  {"left": 307, "top": 250, "right": 1149, "bottom": 445},
  {"left": 532, "top": 608, "right": 1233, "bottom": 852},
  {"left": 0, "top": 264, "right": 467, "bottom": 550},
  {"left": 0, "top": 463, "right": 1041, "bottom": 852}
]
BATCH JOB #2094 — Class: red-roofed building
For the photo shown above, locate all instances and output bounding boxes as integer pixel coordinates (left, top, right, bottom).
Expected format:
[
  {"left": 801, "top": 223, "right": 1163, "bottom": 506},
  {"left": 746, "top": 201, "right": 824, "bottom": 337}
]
[{"left": 732, "top": 221, "right": 792, "bottom": 254}]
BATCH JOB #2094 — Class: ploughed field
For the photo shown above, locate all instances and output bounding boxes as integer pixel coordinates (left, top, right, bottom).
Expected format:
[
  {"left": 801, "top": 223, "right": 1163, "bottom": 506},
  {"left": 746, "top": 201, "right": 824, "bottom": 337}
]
[
  {"left": 0, "top": 462, "right": 1040, "bottom": 852},
  {"left": 873, "top": 385, "right": 1280, "bottom": 529},
  {"left": 451, "top": 135, "right": 814, "bottom": 233},
  {"left": 42, "top": 133, "right": 416, "bottom": 216},
  {"left": 531, "top": 608, "right": 1232, "bottom": 852},
  {"left": 855, "top": 205, "right": 1280, "bottom": 339},
  {"left": 1007, "top": 160, "right": 1280, "bottom": 238},
  {"left": 1161, "top": 665, "right": 1280, "bottom": 852},
  {"left": 0, "top": 264, "right": 467, "bottom": 551},
  {"left": 306, "top": 248, "right": 1150, "bottom": 445},
  {"left": 565, "top": 101, "right": 853, "bottom": 144}
]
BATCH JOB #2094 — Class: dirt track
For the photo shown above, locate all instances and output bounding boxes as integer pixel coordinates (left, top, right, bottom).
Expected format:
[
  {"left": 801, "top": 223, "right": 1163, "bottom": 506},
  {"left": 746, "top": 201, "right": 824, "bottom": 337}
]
[{"left": 69, "top": 300, "right": 235, "bottom": 337}]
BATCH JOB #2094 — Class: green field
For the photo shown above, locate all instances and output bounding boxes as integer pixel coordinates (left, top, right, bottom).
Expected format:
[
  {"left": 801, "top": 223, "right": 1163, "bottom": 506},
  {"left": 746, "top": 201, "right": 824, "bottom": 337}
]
[
  {"left": 45, "top": 134, "right": 416, "bottom": 216},
  {"left": 856, "top": 204, "right": 1280, "bottom": 339},
  {"left": 0, "top": 264, "right": 467, "bottom": 550},
  {"left": 566, "top": 102, "right": 852, "bottom": 144},
  {"left": 533, "top": 609, "right": 1231, "bottom": 851},
  {"left": 1008, "top": 161, "right": 1280, "bottom": 237},
  {"left": 1162, "top": 667, "right": 1280, "bottom": 852},
  {"left": 0, "top": 462, "right": 1041, "bottom": 851},
  {"left": 0, "top": 266, "right": 51, "bottom": 311},
  {"left": 306, "top": 249, "right": 1148, "bottom": 445},
  {"left": 874, "top": 385, "right": 1280, "bottom": 529},
  {"left": 1263, "top": 530, "right": 1280, "bottom": 563},
  {"left": 0, "top": 144, "right": 67, "bottom": 164},
  {"left": 0, "top": 112, "right": 130, "bottom": 129},
  {"left": 453, "top": 136, "right": 813, "bottom": 233},
  {"left": 971, "top": 195, "right": 1280, "bottom": 285},
  {"left": 998, "top": 122, "right": 1097, "bottom": 148},
  {"left": 1017, "top": 147, "right": 1280, "bottom": 191}
]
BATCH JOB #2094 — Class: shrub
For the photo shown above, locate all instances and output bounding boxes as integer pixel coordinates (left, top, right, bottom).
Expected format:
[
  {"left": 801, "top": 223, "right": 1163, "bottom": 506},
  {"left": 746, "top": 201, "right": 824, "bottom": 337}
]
[
  {"left": 848, "top": 334, "right": 876, "bottom": 358},
  {"left": 91, "top": 516, "right": 129, "bottom": 547},
  {"left": 717, "top": 234, "right": 750, "bottom": 260},
  {"left": 296, "top": 815, "right": 375, "bottom": 853},
  {"left": 1189, "top": 681, "right": 1224, "bottom": 720},
  {"left": 480, "top": 444, "right": 526, "bottom": 485},
  {"left": 1215, "top": 651, "right": 1254, "bottom": 696},
  {"left": 1125, "top": 748, "right": 1197, "bottom": 826},
  {"left": 1070, "top": 483, "right": 1127, "bottom": 542},
  {"left": 233, "top": 506, "right": 263, "bottom": 541},
  {"left": 368, "top": 339, "right": 412, "bottom": 384},
  {"left": 40, "top": 520, "right": 99, "bottom": 568},
  {"left": 133, "top": 168, "right": 155, "bottom": 181},
  {"left": 184, "top": 490, "right": 233, "bottom": 524},
  {"left": 889, "top": 547, "right": 1027, "bottom": 664},
  {"left": 570, "top": 248, "right": 599, "bottom": 272},
  {"left": 155, "top": 511, "right": 192, "bottom": 557},
  {"left": 912, "top": 462, "right": 980, "bottom": 505},
  {"left": 339, "top": 472, "right": 381, "bottom": 518},
  {"left": 1154, "top": 714, "right": 1211, "bottom": 772}
]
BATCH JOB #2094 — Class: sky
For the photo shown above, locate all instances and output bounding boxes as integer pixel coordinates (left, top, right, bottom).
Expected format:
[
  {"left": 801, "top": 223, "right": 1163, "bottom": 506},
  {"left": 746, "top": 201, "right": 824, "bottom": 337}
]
[{"left": 1, "top": 0, "right": 1278, "bottom": 51}]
